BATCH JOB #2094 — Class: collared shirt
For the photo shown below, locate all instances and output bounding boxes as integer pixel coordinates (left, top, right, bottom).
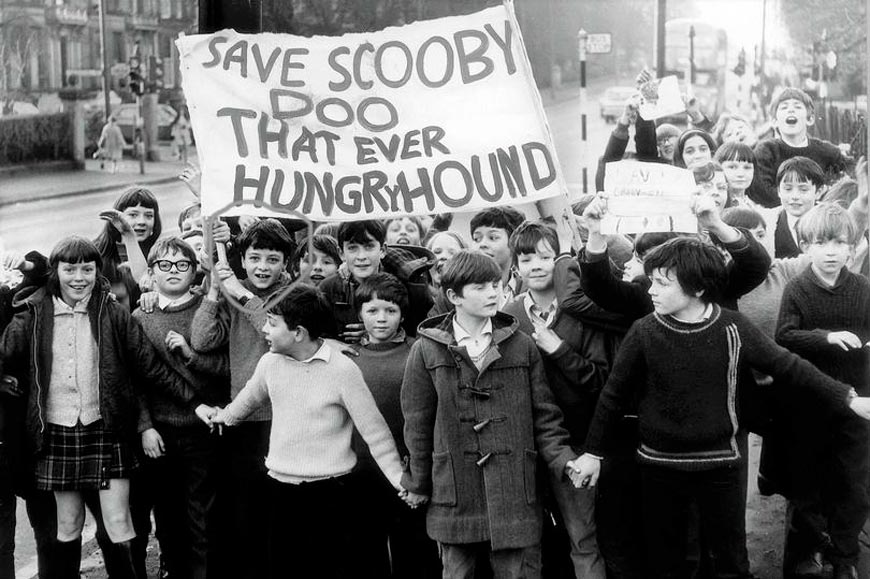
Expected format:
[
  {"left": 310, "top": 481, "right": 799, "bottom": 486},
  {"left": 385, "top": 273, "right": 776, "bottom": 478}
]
[
  {"left": 359, "top": 327, "right": 407, "bottom": 347},
  {"left": 672, "top": 303, "right": 714, "bottom": 324},
  {"left": 157, "top": 291, "right": 195, "bottom": 310},
  {"left": 453, "top": 318, "right": 493, "bottom": 361},
  {"left": 786, "top": 213, "right": 801, "bottom": 247},
  {"left": 298, "top": 340, "right": 331, "bottom": 364},
  {"left": 46, "top": 295, "right": 101, "bottom": 427},
  {"left": 523, "top": 292, "right": 557, "bottom": 329},
  {"left": 498, "top": 275, "right": 518, "bottom": 310}
]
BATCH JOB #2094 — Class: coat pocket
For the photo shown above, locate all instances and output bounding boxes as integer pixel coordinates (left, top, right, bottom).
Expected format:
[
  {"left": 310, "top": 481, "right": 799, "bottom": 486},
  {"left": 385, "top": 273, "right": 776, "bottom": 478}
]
[
  {"left": 523, "top": 449, "right": 538, "bottom": 505},
  {"left": 431, "top": 451, "right": 457, "bottom": 506}
]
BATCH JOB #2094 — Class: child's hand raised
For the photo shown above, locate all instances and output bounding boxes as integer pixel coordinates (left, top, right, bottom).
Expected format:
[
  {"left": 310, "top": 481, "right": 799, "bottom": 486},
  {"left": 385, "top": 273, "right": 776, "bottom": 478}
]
[
  {"left": 531, "top": 326, "right": 564, "bottom": 355},
  {"left": 827, "top": 331, "right": 863, "bottom": 351},
  {"left": 179, "top": 163, "right": 202, "bottom": 198},
  {"left": 166, "top": 330, "right": 194, "bottom": 360},
  {"left": 848, "top": 395, "right": 870, "bottom": 421},
  {"left": 141, "top": 428, "right": 165, "bottom": 459},
  {"left": 215, "top": 264, "right": 246, "bottom": 299},
  {"left": 99, "top": 209, "right": 134, "bottom": 237}
]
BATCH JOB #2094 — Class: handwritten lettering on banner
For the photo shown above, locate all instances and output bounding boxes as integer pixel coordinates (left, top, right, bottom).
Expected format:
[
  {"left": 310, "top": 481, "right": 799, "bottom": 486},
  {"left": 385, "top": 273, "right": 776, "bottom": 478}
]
[
  {"left": 601, "top": 161, "right": 698, "bottom": 234},
  {"left": 176, "top": 6, "right": 565, "bottom": 220}
]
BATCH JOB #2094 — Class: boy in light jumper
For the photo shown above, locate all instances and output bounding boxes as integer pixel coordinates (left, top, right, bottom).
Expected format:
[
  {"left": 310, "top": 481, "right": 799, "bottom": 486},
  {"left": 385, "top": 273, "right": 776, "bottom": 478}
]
[{"left": 211, "top": 285, "right": 412, "bottom": 579}]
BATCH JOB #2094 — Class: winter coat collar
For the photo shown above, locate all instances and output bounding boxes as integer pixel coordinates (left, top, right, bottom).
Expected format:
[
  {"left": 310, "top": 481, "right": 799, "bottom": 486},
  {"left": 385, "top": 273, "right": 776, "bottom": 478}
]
[{"left": 417, "top": 310, "right": 518, "bottom": 346}]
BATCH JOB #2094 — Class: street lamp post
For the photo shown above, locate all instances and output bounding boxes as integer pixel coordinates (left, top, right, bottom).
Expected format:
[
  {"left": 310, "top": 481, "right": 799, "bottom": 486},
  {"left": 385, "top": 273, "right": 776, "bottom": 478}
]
[
  {"left": 688, "top": 25, "right": 696, "bottom": 86},
  {"left": 97, "top": 0, "right": 111, "bottom": 121}
]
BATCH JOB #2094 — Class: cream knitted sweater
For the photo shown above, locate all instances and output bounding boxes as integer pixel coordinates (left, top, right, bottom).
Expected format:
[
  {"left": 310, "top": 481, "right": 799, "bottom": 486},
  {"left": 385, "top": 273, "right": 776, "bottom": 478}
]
[{"left": 223, "top": 345, "right": 404, "bottom": 488}]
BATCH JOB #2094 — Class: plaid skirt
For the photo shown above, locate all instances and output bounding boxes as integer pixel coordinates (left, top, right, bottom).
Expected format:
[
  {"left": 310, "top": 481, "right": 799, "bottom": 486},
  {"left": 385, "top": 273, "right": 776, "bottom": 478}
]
[{"left": 36, "top": 420, "right": 138, "bottom": 491}]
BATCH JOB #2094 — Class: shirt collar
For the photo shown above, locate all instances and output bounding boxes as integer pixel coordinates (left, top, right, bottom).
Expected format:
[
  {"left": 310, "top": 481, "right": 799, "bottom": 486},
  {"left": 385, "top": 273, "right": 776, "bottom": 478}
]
[
  {"left": 452, "top": 317, "right": 493, "bottom": 343},
  {"left": 671, "top": 303, "right": 714, "bottom": 324},
  {"left": 157, "top": 291, "right": 195, "bottom": 310},
  {"left": 360, "top": 326, "right": 407, "bottom": 347},
  {"left": 298, "top": 340, "right": 331, "bottom": 364},
  {"left": 53, "top": 295, "right": 90, "bottom": 314},
  {"left": 522, "top": 292, "right": 557, "bottom": 327}
]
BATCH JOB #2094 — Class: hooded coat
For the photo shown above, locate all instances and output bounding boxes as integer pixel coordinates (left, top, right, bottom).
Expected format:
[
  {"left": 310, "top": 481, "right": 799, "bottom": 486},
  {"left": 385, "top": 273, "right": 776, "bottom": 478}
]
[{"left": 400, "top": 311, "right": 575, "bottom": 549}]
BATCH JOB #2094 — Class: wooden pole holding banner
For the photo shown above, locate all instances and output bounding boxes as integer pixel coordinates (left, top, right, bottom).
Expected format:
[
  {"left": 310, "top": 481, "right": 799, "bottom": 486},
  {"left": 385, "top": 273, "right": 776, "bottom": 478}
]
[
  {"left": 503, "top": 0, "right": 584, "bottom": 252},
  {"left": 578, "top": 29, "right": 589, "bottom": 195}
]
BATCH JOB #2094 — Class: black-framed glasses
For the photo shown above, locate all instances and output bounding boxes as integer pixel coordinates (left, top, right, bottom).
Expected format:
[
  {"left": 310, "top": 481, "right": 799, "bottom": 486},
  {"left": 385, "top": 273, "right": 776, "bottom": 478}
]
[{"left": 153, "top": 260, "right": 193, "bottom": 272}]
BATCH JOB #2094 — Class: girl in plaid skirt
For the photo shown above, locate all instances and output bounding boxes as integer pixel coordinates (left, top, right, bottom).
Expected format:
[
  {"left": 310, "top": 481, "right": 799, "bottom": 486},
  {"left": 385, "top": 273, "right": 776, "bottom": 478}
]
[{"left": 0, "top": 236, "right": 206, "bottom": 579}]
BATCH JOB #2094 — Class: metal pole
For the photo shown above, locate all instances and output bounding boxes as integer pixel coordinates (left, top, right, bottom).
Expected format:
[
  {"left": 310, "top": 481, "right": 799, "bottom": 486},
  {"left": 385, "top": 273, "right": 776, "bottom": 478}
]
[
  {"left": 655, "top": 0, "right": 666, "bottom": 77},
  {"left": 865, "top": 0, "right": 869, "bottom": 275},
  {"left": 688, "top": 25, "right": 696, "bottom": 85},
  {"left": 578, "top": 28, "right": 588, "bottom": 193},
  {"left": 135, "top": 94, "right": 144, "bottom": 174},
  {"left": 98, "top": 0, "right": 111, "bottom": 122},
  {"left": 759, "top": 0, "right": 767, "bottom": 80}
]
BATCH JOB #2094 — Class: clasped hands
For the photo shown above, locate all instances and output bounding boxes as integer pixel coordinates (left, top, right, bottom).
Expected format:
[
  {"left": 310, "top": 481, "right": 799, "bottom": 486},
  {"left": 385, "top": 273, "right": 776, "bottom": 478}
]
[
  {"left": 565, "top": 454, "right": 601, "bottom": 489},
  {"left": 195, "top": 404, "right": 226, "bottom": 435}
]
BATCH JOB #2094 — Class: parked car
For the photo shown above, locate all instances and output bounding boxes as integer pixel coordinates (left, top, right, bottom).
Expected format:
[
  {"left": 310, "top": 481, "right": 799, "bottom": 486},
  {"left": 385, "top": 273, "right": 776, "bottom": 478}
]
[
  {"left": 599, "top": 86, "right": 636, "bottom": 123},
  {"left": 113, "top": 102, "right": 179, "bottom": 142}
]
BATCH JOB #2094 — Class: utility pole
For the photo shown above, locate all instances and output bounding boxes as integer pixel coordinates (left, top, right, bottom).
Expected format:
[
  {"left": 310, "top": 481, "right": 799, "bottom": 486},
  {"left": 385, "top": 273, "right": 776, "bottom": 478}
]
[
  {"left": 688, "top": 25, "right": 696, "bottom": 85},
  {"left": 655, "top": 0, "right": 666, "bottom": 77},
  {"left": 97, "top": 0, "right": 111, "bottom": 121},
  {"left": 578, "top": 29, "right": 588, "bottom": 193}
]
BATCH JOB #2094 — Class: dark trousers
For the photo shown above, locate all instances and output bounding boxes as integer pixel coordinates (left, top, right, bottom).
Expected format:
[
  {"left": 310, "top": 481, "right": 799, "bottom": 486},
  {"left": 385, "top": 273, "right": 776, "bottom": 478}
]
[
  {"left": 784, "top": 415, "right": 870, "bottom": 571},
  {"left": 355, "top": 464, "right": 441, "bottom": 579},
  {"left": 266, "top": 473, "right": 361, "bottom": 579},
  {"left": 0, "top": 447, "right": 16, "bottom": 579},
  {"left": 209, "top": 421, "right": 270, "bottom": 579},
  {"left": 439, "top": 541, "right": 542, "bottom": 579},
  {"left": 640, "top": 464, "right": 752, "bottom": 579},
  {"left": 130, "top": 423, "right": 218, "bottom": 579}
]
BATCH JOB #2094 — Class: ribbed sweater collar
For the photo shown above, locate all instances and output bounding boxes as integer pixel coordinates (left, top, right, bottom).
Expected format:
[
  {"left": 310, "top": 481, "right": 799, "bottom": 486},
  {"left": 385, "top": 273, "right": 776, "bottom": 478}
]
[{"left": 653, "top": 304, "right": 722, "bottom": 334}]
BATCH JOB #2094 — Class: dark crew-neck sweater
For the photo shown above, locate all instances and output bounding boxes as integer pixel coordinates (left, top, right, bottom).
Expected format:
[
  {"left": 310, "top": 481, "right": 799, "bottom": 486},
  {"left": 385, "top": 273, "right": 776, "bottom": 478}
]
[
  {"left": 776, "top": 266, "right": 870, "bottom": 394},
  {"left": 754, "top": 137, "right": 848, "bottom": 207},
  {"left": 353, "top": 336, "right": 415, "bottom": 460},
  {"left": 585, "top": 305, "right": 853, "bottom": 471}
]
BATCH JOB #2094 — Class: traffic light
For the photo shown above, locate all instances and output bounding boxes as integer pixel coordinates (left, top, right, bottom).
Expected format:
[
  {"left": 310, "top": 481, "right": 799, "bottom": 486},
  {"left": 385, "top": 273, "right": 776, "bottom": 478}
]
[
  {"left": 733, "top": 48, "right": 746, "bottom": 77},
  {"left": 148, "top": 55, "right": 164, "bottom": 91},
  {"left": 129, "top": 55, "right": 144, "bottom": 96}
]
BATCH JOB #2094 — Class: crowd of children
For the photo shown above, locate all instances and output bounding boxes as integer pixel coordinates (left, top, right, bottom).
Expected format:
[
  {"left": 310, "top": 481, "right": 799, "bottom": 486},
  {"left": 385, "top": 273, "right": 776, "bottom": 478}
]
[{"left": 0, "top": 81, "right": 868, "bottom": 579}]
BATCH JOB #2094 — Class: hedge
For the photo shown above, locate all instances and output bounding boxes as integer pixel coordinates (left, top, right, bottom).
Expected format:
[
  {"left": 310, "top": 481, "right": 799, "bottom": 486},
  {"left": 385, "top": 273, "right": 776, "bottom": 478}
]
[{"left": 0, "top": 112, "right": 73, "bottom": 166}]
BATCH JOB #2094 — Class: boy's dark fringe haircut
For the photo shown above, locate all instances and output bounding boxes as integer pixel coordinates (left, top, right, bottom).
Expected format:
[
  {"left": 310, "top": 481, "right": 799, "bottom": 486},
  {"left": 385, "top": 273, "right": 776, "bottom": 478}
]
[
  {"left": 776, "top": 156, "right": 825, "bottom": 188},
  {"left": 236, "top": 218, "right": 294, "bottom": 259},
  {"left": 337, "top": 220, "right": 386, "bottom": 247},
  {"left": 796, "top": 202, "right": 859, "bottom": 245},
  {"left": 469, "top": 206, "right": 526, "bottom": 237},
  {"left": 292, "top": 234, "right": 341, "bottom": 269},
  {"left": 355, "top": 272, "right": 409, "bottom": 315},
  {"left": 509, "top": 222, "right": 560, "bottom": 264},
  {"left": 642, "top": 237, "right": 728, "bottom": 305},
  {"left": 268, "top": 284, "right": 335, "bottom": 340},
  {"left": 691, "top": 161, "right": 725, "bottom": 185},
  {"left": 47, "top": 236, "right": 106, "bottom": 299},
  {"left": 634, "top": 232, "right": 681, "bottom": 258},
  {"left": 385, "top": 216, "right": 426, "bottom": 243},
  {"left": 713, "top": 141, "right": 756, "bottom": 165},
  {"left": 177, "top": 203, "right": 202, "bottom": 231},
  {"left": 721, "top": 207, "right": 767, "bottom": 231},
  {"left": 769, "top": 87, "right": 814, "bottom": 117},
  {"left": 147, "top": 236, "right": 198, "bottom": 267},
  {"left": 440, "top": 250, "right": 501, "bottom": 298},
  {"left": 673, "top": 129, "right": 717, "bottom": 168}
]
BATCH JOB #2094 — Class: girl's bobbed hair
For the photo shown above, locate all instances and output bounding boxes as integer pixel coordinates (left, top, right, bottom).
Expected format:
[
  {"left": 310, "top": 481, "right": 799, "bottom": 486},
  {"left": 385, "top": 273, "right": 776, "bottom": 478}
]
[
  {"left": 47, "top": 236, "right": 106, "bottom": 298},
  {"left": 93, "top": 186, "right": 162, "bottom": 277}
]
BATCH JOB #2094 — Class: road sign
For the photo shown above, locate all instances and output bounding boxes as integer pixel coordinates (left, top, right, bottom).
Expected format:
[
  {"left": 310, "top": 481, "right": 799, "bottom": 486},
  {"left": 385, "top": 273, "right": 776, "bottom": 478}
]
[
  {"left": 111, "top": 63, "right": 131, "bottom": 77},
  {"left": 65, "top": 69, "right": 103, "bottom": 78},
  {"left": 586, "top": 33, "right": 612, "bottom": 55}
]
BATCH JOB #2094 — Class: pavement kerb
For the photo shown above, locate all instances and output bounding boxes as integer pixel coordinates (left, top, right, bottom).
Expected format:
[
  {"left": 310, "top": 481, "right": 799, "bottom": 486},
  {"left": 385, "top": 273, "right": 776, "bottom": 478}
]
[{"left": 0, "top": 174, "right": 180, "bottom": 208}]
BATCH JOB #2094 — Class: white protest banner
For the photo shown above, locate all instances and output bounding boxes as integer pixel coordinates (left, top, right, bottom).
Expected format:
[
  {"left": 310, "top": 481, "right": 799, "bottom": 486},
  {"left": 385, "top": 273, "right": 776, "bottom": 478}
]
[
  {"left": 638, "top": 75, "right": 684, "bottom": 121},
  {"left": 176, "top": 5, "right": 566, "bottom": 220},
  {"left": 601, "top": 160, "right": 697, "bottom": 234}
]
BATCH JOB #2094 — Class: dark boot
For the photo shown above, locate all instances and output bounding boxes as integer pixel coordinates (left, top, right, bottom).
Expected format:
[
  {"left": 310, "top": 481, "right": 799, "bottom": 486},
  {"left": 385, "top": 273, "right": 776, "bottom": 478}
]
[
  {"left": 50, "top": 537, "right": 82, "bottom": 579},
  {"left": 111, "top": 539, "right": 143, "bottom": 579}
]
